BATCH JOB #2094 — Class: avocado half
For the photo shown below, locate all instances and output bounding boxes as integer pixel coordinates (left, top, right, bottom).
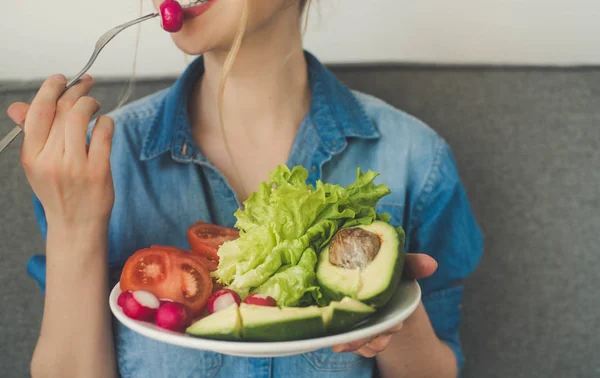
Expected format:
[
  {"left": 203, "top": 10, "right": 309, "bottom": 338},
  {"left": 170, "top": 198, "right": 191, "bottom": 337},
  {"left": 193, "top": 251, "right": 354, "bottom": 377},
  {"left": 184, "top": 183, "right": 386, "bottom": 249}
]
[{"left": 316, "top": 220, "right": 406, "bottom": 308}]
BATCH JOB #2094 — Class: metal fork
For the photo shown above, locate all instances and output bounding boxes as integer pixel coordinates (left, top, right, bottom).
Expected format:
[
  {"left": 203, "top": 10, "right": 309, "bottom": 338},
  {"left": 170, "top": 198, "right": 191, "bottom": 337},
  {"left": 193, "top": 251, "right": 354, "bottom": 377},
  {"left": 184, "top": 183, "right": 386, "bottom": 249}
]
[{"left": 0, "top": 12, "right": 159, "bottom": 155}]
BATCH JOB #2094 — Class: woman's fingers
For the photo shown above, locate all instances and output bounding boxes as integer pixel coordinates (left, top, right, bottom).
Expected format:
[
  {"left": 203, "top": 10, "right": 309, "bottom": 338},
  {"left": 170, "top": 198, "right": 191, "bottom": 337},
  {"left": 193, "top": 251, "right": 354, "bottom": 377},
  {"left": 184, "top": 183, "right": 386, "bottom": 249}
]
[
  {"left": 351, "top": 334, "right": 392, "bottom": 357},
  {"left": 333, "top": 320, "right": 403, "bottom": 356},
  {"left": 354, "top": 346, "right": 378, "bottom": 358},
  {"left": 363, "top": 334, "right": 392, "bottom": 352},
  {"left": 47, "top": 75, "right": 95, "bottom": 153},
  {"left": 332, "top": 335, "right": 375, "bottom": 353},
  {"left": 403, "top": 253, "right": 438, "bottom": 279},
  {"left": 385, "top": 322, "right": 404, "bottom": 334},
  {"left": 7, "top": 102, "right": 30, "bottom": 127},
  {"left": 64, "top": 96, "right": 100, "bottom": 161},
  {"left": 22, "top": 74, "right": 66, "bottom": 157},
  {"left": 87, "top": 116, "right": 114, "bottom": 169}
]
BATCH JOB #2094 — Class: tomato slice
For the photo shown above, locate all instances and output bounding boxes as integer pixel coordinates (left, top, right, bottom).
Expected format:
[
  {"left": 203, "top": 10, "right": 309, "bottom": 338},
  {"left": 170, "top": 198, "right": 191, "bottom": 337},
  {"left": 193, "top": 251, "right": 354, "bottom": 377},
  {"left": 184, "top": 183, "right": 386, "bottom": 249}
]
[
  {"left": 150, "top": 244, "right": 218, "bottom": 272},
  {"left": 120, "top": 246, "right": 213, "bottom": 315},
  {"left": 120, "top": 248, "right": 170, "bottom": 293},
  {"left": 190, "top": 253, "right": 219, "bottom": 272},
  {"left": 187, "top": 221, "right": 239, "bottom": 261}
]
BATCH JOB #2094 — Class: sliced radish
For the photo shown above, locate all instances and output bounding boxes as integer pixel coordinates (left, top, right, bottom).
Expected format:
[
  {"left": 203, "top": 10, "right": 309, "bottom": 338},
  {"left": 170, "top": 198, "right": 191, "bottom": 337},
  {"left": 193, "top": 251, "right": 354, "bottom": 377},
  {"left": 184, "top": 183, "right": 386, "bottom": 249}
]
[
  {"left": 160, "top": 0, "right": 184, "bottom": 33},
  {"left": 121, "top": 290, "right": 160, "bottom": 322},
  {"left": 243, "top": 294, "right": 277, "bottom": 307},
  {"left": 155, "top": 302, "right": 190, "bottom": 332},
  {"left": 206, "top": 289, "right": 241, "bottom": 314},
  {"left": 117, "top": 290, "right": 133, "bottom": 308}
]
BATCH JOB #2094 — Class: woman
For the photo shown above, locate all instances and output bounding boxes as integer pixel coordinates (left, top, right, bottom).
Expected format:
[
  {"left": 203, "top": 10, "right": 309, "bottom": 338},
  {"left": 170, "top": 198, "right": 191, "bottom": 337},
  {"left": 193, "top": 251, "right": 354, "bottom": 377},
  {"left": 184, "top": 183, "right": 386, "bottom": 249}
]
[{"left": 7, "top": 0, "right": 483, "bottom": 377}]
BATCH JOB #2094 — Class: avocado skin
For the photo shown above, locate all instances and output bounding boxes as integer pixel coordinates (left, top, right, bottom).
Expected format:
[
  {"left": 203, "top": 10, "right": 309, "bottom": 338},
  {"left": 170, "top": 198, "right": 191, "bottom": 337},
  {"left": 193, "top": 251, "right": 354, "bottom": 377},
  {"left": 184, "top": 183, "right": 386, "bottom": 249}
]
[
  {"left": 325, "top": 304, "right": 375, "bottom": 334},
  {"left": 363, "top": 226, "right": 406, "bottom": 308},
  {"left": 241, "top": 316, "right": 326, "bottom": 341}
]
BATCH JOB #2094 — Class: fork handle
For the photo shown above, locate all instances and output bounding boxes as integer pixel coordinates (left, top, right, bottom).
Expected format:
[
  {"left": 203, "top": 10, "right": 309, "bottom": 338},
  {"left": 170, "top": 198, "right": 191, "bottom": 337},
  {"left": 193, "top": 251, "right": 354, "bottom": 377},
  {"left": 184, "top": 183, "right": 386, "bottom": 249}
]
[{"left": 0, "top": 12, "right": 159, "bottom": 155}]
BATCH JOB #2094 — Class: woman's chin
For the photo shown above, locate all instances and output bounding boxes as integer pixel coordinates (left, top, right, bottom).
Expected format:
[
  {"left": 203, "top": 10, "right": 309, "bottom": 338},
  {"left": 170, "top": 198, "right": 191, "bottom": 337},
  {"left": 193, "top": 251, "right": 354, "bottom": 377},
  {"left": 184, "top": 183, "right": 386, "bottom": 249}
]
[{"left": 171, "top": 38, "right": 208, "bottom": 57}]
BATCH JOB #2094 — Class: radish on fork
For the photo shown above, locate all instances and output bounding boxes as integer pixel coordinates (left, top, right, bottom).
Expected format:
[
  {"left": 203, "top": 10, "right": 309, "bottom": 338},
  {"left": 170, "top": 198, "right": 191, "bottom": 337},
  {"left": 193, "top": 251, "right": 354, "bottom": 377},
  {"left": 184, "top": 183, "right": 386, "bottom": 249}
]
[{"left": 160, "top": 0, "right": 184, "bottom": 33}]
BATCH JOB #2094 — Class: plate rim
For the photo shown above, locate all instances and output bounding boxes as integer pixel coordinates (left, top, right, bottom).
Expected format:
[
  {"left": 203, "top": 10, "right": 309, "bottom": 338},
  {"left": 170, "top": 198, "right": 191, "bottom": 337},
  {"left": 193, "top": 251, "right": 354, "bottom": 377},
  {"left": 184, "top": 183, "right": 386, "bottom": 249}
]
[{"left": 109, "top": 280, "right": 421, "bottom": 356}]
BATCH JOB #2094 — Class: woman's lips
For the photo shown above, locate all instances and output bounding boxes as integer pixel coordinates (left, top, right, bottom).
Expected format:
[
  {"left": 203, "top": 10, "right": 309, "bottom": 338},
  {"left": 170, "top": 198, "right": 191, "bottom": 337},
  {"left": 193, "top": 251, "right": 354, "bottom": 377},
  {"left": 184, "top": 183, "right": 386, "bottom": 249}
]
[{"left": 183, "top": 0, "right": 216, "bottom": 19}]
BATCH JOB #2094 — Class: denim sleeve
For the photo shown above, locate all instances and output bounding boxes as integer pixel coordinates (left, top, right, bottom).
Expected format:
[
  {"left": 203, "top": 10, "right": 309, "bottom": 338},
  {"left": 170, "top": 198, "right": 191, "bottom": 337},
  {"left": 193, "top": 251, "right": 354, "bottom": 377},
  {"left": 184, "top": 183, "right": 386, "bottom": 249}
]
[
  {"left": 408, "top": 139, "right": 484, "bottom": 376},
  {"left": 27, "top": 194, "right": 48, "bottom": 294}
]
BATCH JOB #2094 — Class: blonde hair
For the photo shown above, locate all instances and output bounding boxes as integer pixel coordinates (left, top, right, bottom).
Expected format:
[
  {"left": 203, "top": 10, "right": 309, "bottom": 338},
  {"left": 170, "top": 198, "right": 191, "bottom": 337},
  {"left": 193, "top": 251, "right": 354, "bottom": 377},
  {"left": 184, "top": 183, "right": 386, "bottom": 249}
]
[
  {"left": 115, "top": 0, "right": 144, "bottom": 109},
  {"left": 117, "top": 0, "right": 312, "bottom": 198},
  {"left": 218, "top": 0, "right": 312, "bottom": 197},
  {"left": 217, "top": 0, "right": 250, "bottom": 198}
]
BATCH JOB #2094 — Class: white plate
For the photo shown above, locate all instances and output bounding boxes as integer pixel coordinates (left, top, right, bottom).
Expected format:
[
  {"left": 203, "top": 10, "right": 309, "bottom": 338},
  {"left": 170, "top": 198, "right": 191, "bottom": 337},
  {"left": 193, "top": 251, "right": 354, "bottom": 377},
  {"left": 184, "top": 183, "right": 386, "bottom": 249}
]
[{"left": 109, "top": 280, "right": 421, "bottom": 358}]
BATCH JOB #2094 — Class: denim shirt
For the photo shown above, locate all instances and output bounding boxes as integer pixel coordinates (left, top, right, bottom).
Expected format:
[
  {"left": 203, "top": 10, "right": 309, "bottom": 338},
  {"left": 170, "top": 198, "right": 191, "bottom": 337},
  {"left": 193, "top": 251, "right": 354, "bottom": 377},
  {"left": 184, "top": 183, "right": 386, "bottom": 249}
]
[{"left": 27, "top": 52, "right": 483, "bottom": 378}]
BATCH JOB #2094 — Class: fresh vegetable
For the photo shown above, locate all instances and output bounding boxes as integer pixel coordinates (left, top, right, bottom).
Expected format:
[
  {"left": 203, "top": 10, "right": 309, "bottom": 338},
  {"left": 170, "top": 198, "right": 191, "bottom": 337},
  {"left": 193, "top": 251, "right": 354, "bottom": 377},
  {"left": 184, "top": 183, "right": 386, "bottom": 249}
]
[
  {"left": 120, "top": 246, "right": 213, "bottom": 315},
  {"left": 119, "top": 290, "right": 160, "bottom": 322},
  {"left": 243, "top": 294, "right": 277, "bottom": 307},
  {"left": 187, "top": 221, "right": 239, "bottom": 262},
  {"left": 193, "top": 254, "right": 219, "bottom": 272},
  {"left": 213, "top": 165, "right": 392, "bottom": 306},
  {"left": 118, "top": 164, "right": 405, "bottom": 340},
  {"left": 240, "top": 304, "right": 326, "bottom": 341},
  {"left": 316, "top": 221, "right": 405, "bottom": 308},
  {"left": 118, "top": 290, "right": 133, "bottom": 308},
  {"left": 150, "top": 243, "right": 218, "bottom": 271},
  {"left": 186, "top": 303, "right": 242, "bottom": 341},
  {"left": 206, "top": 289, "right": 241, "bottom": 314},
  {"left": 159, "top": 0, "right": 184, "bottom": 33},
  {"left": 187, "top": 297, "right": 375, "bottom": 341},
  {"left": 320, "top": 297, "right": 375, "bottom": 334},
  {"left": 155, "top": 301, "right": 190, "bottom": 332}
]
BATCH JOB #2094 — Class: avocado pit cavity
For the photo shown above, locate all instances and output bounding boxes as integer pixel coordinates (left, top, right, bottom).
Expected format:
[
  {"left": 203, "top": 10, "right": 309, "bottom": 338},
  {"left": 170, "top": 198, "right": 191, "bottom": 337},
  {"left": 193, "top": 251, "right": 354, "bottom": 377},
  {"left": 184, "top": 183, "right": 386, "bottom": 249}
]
[{"left": 328, "top": 228, "right": 381, "bottom": 270}]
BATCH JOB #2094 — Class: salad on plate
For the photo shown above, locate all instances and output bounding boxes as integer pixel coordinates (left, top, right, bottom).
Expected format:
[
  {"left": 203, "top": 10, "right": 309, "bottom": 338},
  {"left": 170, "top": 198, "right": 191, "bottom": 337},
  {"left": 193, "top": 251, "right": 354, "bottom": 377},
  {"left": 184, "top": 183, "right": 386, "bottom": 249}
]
[{"left": 114, "top": 164, "right": 407, "bottom": 342}]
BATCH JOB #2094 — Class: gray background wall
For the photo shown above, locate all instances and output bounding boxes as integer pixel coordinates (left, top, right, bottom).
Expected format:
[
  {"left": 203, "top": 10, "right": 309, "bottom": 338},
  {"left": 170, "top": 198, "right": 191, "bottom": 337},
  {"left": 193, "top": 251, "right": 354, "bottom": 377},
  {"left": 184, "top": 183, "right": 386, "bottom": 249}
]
[{"left": 1, "top": 65, "right": 599, "bottom": 377}]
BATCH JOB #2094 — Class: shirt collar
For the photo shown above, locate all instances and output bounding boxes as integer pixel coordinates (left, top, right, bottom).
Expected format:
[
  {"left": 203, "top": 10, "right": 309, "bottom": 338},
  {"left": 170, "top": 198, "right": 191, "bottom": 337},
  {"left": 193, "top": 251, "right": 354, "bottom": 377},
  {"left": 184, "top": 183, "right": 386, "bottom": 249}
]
[{"left": 140, "top": 51, "right": 379, "bottom": 161}]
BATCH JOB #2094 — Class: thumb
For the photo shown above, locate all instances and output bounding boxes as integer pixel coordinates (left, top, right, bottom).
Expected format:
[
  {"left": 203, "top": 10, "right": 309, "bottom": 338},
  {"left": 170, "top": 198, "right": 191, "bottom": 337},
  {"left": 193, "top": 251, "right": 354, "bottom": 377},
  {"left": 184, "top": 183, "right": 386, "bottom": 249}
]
[{"left": 7, "top": 102, "right": 30, "bottom": 128}]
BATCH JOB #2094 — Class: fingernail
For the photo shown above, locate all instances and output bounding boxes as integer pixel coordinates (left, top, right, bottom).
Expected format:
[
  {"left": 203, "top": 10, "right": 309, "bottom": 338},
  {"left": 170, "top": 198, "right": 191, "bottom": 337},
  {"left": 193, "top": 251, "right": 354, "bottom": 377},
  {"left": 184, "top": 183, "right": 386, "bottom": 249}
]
[
  {"left": 51, "top": 74, "right": 66, "bottom": 82},
  {"left": 82, "top": 74, "right": 93, "bottom": 81}
]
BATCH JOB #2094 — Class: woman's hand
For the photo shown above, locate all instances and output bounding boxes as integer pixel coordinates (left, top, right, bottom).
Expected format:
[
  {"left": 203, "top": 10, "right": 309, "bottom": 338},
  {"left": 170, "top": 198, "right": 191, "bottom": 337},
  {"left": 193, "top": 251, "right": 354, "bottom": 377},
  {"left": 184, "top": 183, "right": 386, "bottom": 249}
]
[
  {"left": 332, "top": 253, "right": 438, "bottom": 358},
  {"left": 7, "top": 74, "right": 115, "bottom": 229}
]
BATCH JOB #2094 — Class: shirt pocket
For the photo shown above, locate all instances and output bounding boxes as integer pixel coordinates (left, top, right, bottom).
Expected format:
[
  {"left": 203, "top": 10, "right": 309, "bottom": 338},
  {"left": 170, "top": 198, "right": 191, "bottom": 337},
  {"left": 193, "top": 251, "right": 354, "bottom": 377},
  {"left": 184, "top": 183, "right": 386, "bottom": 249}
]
[
  {"left": 302, "top": 347, "right": 373, "bottom": 373},
  {"left": 116, "top": 323, "right": 222, "bottom": 378}
]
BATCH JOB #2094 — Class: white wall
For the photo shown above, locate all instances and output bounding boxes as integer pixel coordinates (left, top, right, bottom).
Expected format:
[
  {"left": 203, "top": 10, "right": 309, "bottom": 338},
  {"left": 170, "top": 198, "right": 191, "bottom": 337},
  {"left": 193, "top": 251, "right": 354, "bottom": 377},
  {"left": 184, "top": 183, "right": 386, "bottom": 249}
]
[{"left": 1, "top": 0, "right": 599, "bottom": 81}]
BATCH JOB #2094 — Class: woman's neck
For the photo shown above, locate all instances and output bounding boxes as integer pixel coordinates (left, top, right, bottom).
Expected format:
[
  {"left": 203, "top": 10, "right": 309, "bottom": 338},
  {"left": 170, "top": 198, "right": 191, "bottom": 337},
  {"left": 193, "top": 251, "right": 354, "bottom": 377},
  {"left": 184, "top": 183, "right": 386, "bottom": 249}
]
[{"left": 191, "top": 9, "right": 310, "bottom": 139}]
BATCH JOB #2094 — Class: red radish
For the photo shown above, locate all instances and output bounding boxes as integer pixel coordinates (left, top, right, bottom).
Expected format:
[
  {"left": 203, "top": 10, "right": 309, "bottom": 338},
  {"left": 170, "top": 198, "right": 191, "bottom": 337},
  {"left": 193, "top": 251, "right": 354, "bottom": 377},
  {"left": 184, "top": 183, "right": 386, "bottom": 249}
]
[
  {"left": 206, "top": 289, "right": 241, "bottom": 314},
  {"left": 155, "top": 302, "right": 190, "bottom": 332},
  {"left": 117, "top": 290, "right": 133, "bottom": 308},
  {"left": 243, "top": 294, "right": 277, "bottom": 307},
  {"left": 121, "top": 290, "right": 160, "bottom": 322},
  {"left": 160, "top": 0, "right": 184, "bottom": 33}
]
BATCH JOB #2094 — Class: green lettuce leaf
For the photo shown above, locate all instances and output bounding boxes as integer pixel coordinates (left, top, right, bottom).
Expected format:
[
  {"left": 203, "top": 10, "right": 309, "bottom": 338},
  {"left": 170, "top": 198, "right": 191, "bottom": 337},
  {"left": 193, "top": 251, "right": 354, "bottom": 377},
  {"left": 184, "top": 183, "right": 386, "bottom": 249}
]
[{"left": 213, "top": 165, "right": 391, "bottom": 306}]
